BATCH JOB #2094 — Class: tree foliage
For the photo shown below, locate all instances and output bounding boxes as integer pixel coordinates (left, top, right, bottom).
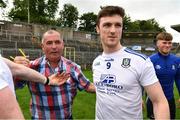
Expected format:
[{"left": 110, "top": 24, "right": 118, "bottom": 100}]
[
  {"left": 78, "top": 12, "right": 97, "bottom": 32},
  {"left": 0, "top": 0, "right": 6, "bottom": 8},
  {"left": 124, "top": 17, "right": 165, "bottom": 32},
  {"left": 8, "top": 0, "right": 58, "bottom": 24},
  {"left": 123, "top": 15, "right": 132, "bottom": 30},
  {"left": 57, "top": 3, "right": 78, "bottom": 29},
  {"left": 46, "top": 0, "right": 58, "bottom": 19},
  {"left": 8, "top": 0, "right": 28, "bottom": 22},
  {"left": 0, "top": 0, "right": 9, "bottom": 18},
  {"left": 6, "top": 1, "right": 164, "bottom": 32}
]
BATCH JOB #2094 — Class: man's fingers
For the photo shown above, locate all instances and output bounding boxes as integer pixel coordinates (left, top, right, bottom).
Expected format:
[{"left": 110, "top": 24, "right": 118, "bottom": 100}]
[
  {"left": 57, "top": 73, "right": 70, "bottom": 81},
  {"left": 48, "top": 72, "right": 70, "bottom": 86},
  {"left": 57, "top": 72, "right": 70, "bottom": 78}
]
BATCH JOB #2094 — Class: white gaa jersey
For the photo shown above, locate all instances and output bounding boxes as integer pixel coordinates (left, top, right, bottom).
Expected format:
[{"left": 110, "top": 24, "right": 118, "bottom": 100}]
[
  {"left": 92, "top": 47, "right": 158, "bottom": 119},
  {"left": 0, "top": 55, "right": 15, "bottom": 95}
]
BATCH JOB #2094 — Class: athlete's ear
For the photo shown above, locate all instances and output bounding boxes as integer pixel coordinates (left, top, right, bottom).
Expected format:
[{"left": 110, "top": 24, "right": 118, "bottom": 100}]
[{"left": 96, "top": 25, "right": 100, "bottom": 34}]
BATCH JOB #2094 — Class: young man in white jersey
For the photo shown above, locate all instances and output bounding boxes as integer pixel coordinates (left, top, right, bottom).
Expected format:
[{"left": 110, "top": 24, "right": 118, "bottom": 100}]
[{"left": 92, "top": 6, "right": 169, "bottom": 119}]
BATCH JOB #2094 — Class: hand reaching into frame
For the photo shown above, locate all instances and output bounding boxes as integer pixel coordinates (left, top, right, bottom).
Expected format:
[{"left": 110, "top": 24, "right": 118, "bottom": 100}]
[{"left": 14, "top": 56, "right": 30, "bottom": 67}]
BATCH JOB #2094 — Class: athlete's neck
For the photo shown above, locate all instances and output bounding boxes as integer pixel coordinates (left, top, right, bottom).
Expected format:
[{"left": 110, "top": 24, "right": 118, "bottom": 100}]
[
  {"left": 103, "top": 44, "right": 123, "bottom": 54},
  {"left": 158, "top": 51, "right": 170, "bottom": 56}
]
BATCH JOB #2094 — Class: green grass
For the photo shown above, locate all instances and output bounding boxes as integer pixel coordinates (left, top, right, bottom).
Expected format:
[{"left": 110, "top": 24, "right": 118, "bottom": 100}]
[
  {"left": 16, "top": 70, "right": 180, "bottom": 119},
  {"left": 16, "top": 87, "right": 31, "bottom": 119}
]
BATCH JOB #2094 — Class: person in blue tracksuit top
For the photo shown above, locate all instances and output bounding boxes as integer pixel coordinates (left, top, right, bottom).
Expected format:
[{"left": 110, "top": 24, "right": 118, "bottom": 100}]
[{"left": 146, "top": 32, "right": 180, "bottom": 119}]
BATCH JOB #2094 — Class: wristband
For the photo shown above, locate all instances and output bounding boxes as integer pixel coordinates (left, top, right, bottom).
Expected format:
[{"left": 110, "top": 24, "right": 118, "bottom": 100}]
[{"left": 45, "top": 77, "right": 50, "bottom": 85}]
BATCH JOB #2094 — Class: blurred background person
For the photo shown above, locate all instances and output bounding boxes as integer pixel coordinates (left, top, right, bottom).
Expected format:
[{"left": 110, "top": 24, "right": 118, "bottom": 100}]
[{"left": 146, "top": 32, "right": 180, "bottom": 119}]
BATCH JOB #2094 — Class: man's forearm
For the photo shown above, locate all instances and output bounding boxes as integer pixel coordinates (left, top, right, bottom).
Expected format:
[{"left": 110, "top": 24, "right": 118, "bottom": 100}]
[
  {"left": 15, "top": 64, "right": 47, "bottom": 84},
  {"left": 153, "top": 99, "right": 170, "bottom": 119},
  {"left": 145, "top": 82, "right": 170, "bottom": 119},
  {"left": 3, "top": 57, "right": 47, "bottom": 84},
  {"left": 0, "top": 87, "right": 24, "bottom": 119}
]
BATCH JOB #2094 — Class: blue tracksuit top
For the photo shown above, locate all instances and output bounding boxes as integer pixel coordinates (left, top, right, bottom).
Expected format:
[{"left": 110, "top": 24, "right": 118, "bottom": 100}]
[{"left": 150, "top": 52, "right": 180, "bottom": 100}]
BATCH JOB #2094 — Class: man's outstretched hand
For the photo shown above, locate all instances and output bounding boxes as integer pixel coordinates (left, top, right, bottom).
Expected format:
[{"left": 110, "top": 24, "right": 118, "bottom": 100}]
[
  {"left": 48, "top": 72, "right": 70, "bottom": 86},
  {"left": 14, "top": 56, "right": 70, "bottom": 86}
]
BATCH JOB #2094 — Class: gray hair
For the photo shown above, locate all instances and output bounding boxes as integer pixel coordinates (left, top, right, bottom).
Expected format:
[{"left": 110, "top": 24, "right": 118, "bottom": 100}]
[{"left": 41, "top": 30, "right": 63, "bottom": 43}]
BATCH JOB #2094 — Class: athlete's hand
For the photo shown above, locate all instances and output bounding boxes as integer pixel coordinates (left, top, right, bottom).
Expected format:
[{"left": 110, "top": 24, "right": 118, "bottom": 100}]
[
  {"left": 14, "top": 56, "right": 30, "bottom": 67},
  {"left": 48, "top": 72, "right": 70, "bottom": 86}
]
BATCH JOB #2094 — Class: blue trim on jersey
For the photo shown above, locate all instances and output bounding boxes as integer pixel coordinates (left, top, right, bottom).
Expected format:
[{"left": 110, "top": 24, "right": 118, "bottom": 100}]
[{"left": 124, "top": 48, "right": 147, "bottom": 60}]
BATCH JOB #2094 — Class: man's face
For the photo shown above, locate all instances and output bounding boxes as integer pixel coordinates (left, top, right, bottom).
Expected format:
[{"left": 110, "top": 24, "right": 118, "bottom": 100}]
[
  {"left": 96, "top": 15, "right": 123, "bottom": 49},
  {"left": 41, "top": 33, "right": 64, "bottom": 62},
  {"left": 156, "top": 40, "right": 172, "bottom": 55}
]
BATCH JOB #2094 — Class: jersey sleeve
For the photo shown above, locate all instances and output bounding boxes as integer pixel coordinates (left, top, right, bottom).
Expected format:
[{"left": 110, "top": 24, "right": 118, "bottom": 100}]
[
  {"left": 0, "top": 77, "right": 8, "bottom": 90},
  {"left": 139, "top": 58, "right": 158, "bottom": 86},
  {"left": 0, "top": 61, "right": 8, "bottom": 90}
]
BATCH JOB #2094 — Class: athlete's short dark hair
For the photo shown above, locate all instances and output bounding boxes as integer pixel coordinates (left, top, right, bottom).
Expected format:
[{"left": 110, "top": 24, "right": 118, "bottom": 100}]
[{"left": 96, "top": 6, "right": 125, "bottom": 26}]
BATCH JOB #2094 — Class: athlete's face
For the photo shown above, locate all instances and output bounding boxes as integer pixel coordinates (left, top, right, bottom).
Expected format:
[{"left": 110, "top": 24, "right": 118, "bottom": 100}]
[
  {"left": 156, "top": 39, "right": 172, "bottom": 55},
  {"left": 96, "top": 15, "right": 123, "bottom": 51}
]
